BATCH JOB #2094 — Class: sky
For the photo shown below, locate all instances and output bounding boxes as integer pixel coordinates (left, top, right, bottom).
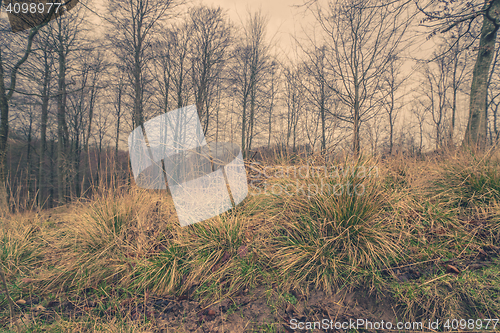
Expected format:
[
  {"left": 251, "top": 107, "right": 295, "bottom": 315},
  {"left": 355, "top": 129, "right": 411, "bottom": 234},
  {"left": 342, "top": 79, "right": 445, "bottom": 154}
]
[
  {"left": 198, "top": 0, "right": 310, "bottom": 56},
  {"left": 205, "top": 0, "right": 301, "bottom": 35},
  {"left": 0, "top": 0, "right": 308, "bottom": 52},
  {"left": 0, "top": 0, "right": 470, "bottom": 150}
]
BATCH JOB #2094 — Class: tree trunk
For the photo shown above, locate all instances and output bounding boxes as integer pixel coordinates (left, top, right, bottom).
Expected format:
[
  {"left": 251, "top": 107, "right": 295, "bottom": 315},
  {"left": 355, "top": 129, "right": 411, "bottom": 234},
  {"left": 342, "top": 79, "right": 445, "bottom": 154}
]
[
  {"left": 134, "top": 36, "right": 144, "bottom": 128},
  {"left": 73, "top": 68, "right": 89, "bottom": 200},
  {"left": 114, "top": 79, "right": 123, "bottom": 187},
  {"left": 163, "top": 69, "right": 170, "bottom": 113},
  {"left": 0, "top": 26, "right": 41, "bottom": 209},
  {"left": 320, "top": 85, "right": 326, "bottom": 152},
  {"left": 26, "top": 113, "right": 33, "bottom": 199},
  {"left": 353, "top": 81, "right": 361, "bottom": 156},
  {"left": 267, "top": 70, "right": 275, "bottom": 149},
  {"left": 388, "top": 86, "right": 395, "bottom": 155},
  {"left": 38, "top": 56, "right": 50, "bottom": 208},
  {"left": 450, "top": 48, "right": 458, "bottom": 148},
  {"left": 73, "top": 116, "right": 81, "bottom": 199},
  {"left": 82, "top": 76, "right": 98, "bottom": 195},
  {"left": 463, "top": 0, "right": 500, "bottom": 150},
  {"left": 0, "top": 49, "right": 10, "bottom": 209},
  {"left": 249, "top": 86, "right": 255, "bottom": 153},
  {"left": 56, "top": 36, "right": 68, "bottom": 205},
  {"left": 241, "top": 97, "right": 247, "bottom": 158},
  {"left": 49, "top": 139, "right": 55, "bottom": 208}
]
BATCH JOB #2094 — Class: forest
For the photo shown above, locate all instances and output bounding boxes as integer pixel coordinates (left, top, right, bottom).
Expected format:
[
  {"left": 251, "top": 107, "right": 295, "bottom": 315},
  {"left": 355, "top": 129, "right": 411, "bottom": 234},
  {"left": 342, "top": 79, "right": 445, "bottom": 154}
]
[
  {"left": 0, "top": 0, "right": 497, "bottom": 210},
  {"left": 1, "top": 0, "right": 500, "bottom": 332}
]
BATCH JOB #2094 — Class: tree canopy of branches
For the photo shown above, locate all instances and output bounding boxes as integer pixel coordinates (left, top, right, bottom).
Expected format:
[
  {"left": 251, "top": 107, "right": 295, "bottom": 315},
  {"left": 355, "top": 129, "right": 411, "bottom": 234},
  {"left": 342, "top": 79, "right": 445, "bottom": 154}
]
[
  {"left": 417, "top": 0, "right": 500, "bottom": 151},
  {"left": 309, "top": 0, "right": 412, "bottom": 155}
]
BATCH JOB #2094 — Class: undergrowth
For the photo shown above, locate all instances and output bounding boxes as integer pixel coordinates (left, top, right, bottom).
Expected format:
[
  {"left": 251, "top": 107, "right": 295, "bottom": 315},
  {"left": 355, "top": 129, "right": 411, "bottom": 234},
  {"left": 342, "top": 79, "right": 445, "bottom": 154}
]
[{"left": 2, "top": 150, "right": 500, "bottom": 331}]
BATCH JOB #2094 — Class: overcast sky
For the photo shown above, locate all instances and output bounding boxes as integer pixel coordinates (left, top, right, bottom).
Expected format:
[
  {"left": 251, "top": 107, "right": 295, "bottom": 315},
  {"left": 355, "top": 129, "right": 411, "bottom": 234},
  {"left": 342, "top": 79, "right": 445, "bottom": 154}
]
[
  {"left": 199, "top": 0, "right": 311, "bottom": 56},
  {"left": 205, "top": 0, "right": 300, "bottom": 34}
]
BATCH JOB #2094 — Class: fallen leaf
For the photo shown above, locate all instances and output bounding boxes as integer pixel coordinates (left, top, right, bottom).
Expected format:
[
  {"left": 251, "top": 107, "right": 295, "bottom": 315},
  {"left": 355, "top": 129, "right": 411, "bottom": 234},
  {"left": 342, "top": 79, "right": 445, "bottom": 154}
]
[
  {"left": 33, "top": 305, "right": 45, "bottom": 312},
  {"left": 445, "top": 264, "right": 460, "bottom": 274},
  {"left": 237, "top": 245, "right": 249, "bottom": 258},
  {"left": 16, "top": 299, "right": 26, "bottom": 305},
  {"left": 221, "top": 251, "right": 230, "bottom": 263},
  {"left": 21, "top": 278, "right": 35, "bottom": 284}
]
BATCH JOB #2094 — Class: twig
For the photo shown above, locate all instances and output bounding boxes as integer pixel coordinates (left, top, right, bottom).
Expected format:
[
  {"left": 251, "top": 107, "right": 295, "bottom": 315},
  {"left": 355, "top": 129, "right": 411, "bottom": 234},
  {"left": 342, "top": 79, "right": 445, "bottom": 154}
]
[{"left": 421, "top": 273, "right": 451, "bottom": 286}]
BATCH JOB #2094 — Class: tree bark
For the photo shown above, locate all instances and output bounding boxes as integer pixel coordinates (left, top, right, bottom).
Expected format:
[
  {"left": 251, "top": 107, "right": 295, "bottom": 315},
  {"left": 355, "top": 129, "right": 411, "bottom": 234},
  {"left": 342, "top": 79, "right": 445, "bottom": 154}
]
[
  {"left": 241, "top": 96, "right": 247, "bottom": 158},
  {"left": 268, "top": 71, "right": 275, "bottom": 149},
  {"left": 353, "top": 80, "right": 361, "bottom": 156},
  {"left": 449, "top": 44, "right": 459, "bottom": 148},
  {"left": 38, "top": 60, "right": 50, "bottom": 208},
  {"left": 26, "top": 112, "right": 33, "bottom": 198},
  {"left": 114, "top": 77, "right": 123, "bottom": 187},
  {"left": 56, "top": 30, "right": 69, "bottom": 205},
  {"left": 463, "top": 0, "right": 500, "bottom": 150},
  {"left": 0, "top": 49, "right": 9, "bottom": 210},
  {"left": 0, "top": 25, "right": 42, "bottom": 210},
  {"left": 320, "top": 84, "right": 326, "bottom": 152}
]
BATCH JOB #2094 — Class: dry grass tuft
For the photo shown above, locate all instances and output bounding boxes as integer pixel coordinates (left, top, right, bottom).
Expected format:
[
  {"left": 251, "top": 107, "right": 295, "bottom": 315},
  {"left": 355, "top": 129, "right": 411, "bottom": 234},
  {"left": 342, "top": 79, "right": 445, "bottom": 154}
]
[{"left": 2, "top": 149, "right": 500, "bottom": 329}]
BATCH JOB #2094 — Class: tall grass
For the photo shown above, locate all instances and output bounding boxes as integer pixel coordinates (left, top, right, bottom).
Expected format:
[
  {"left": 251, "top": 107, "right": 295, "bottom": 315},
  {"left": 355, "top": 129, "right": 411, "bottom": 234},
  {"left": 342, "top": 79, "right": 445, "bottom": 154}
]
[
  {"left": 35, "top": 188, "right": 178, "bottom": 293},
  {"left": 267, "top": 156, "right": 402, "bottom": 293},
  {"left": 2, "top": 149, "right": 500, "bottom": 329},
  {"left": 434, "top": 150, "right": 500, "bottom": 208}
]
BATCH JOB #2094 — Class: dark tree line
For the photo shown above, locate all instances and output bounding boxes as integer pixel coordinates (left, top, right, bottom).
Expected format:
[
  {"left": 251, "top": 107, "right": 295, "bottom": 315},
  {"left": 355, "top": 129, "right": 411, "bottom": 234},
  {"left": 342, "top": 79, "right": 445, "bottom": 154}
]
[{"left": 1, "top": 0, "right": 500, "bottom": 212}]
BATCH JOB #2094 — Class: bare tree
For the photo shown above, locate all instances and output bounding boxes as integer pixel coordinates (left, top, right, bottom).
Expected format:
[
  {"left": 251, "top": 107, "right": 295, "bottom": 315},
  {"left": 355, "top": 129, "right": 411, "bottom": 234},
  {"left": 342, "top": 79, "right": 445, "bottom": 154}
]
[
  {"left": 266, "top": 60, "right": 279, "bottom": 149},
  {"left": 107, "top": 0, "right": 179, "bottom": 128},
  {"left": 112, "top": 70, "right": 126, "bottom": 182},
  {"left": 301, "top": 45, "right": 332, "bottom": 152},
  {"left": 230, "top": 10, "right": 272, "bottom": 157},
  {"left": 283, "top": 63, "right": 304, "bottom": 152},
  {"left": 154, "top": 21, "right": 193, "bottom": 111},
  {"left": 46, "top": 9, "right": 87, "bottom": 204},
  {"left": 80, "top": 51, "right": 107, "bottom": 196},
  {"left": 189, "top": 5, "right": 231, "bottom": 135},
  {"left": 444, "top": 28, "right": 470, "bottom": 147},
  {"left": 416, "top": 0, "right": 500, "bottom": 150},
  {"left": 34, "top": 31, "right": 55, "bottom": 207},
  {"left": 10, "top": 28, "right": 56, "bottom": 208},
  {"left": 309, "top": 0, "right": 411, "bottom": 155},
  {"left": 419, "top": 56, "right": 450, "bottom": 150},
  {"left": 381, "top": 55, "right": 407, "bottom": 155},
  {"left": 0, "top": 22, "right": 48, "bottom": 208}
]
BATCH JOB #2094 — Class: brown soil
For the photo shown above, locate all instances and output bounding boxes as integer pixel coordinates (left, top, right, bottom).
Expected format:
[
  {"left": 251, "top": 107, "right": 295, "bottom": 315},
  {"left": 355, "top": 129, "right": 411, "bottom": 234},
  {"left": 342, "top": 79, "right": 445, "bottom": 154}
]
[{"left": 8, "top": 286, "right": 403, "bottom": 333}]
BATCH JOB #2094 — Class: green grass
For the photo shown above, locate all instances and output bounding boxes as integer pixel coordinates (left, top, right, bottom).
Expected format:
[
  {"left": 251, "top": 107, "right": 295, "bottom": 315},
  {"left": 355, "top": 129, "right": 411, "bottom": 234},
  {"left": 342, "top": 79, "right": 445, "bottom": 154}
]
[
  {"left": 391, "top": 257, "right": 500, "bottom": 322},
  {"left": 2, "top": 150, "right": 500, "bottom": 331},
  {"left": 433, "top": 151, "right": 500, "bottom": 208},
  {"left": 267, "top": 156, "right": 402, "bottom": 293}
]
